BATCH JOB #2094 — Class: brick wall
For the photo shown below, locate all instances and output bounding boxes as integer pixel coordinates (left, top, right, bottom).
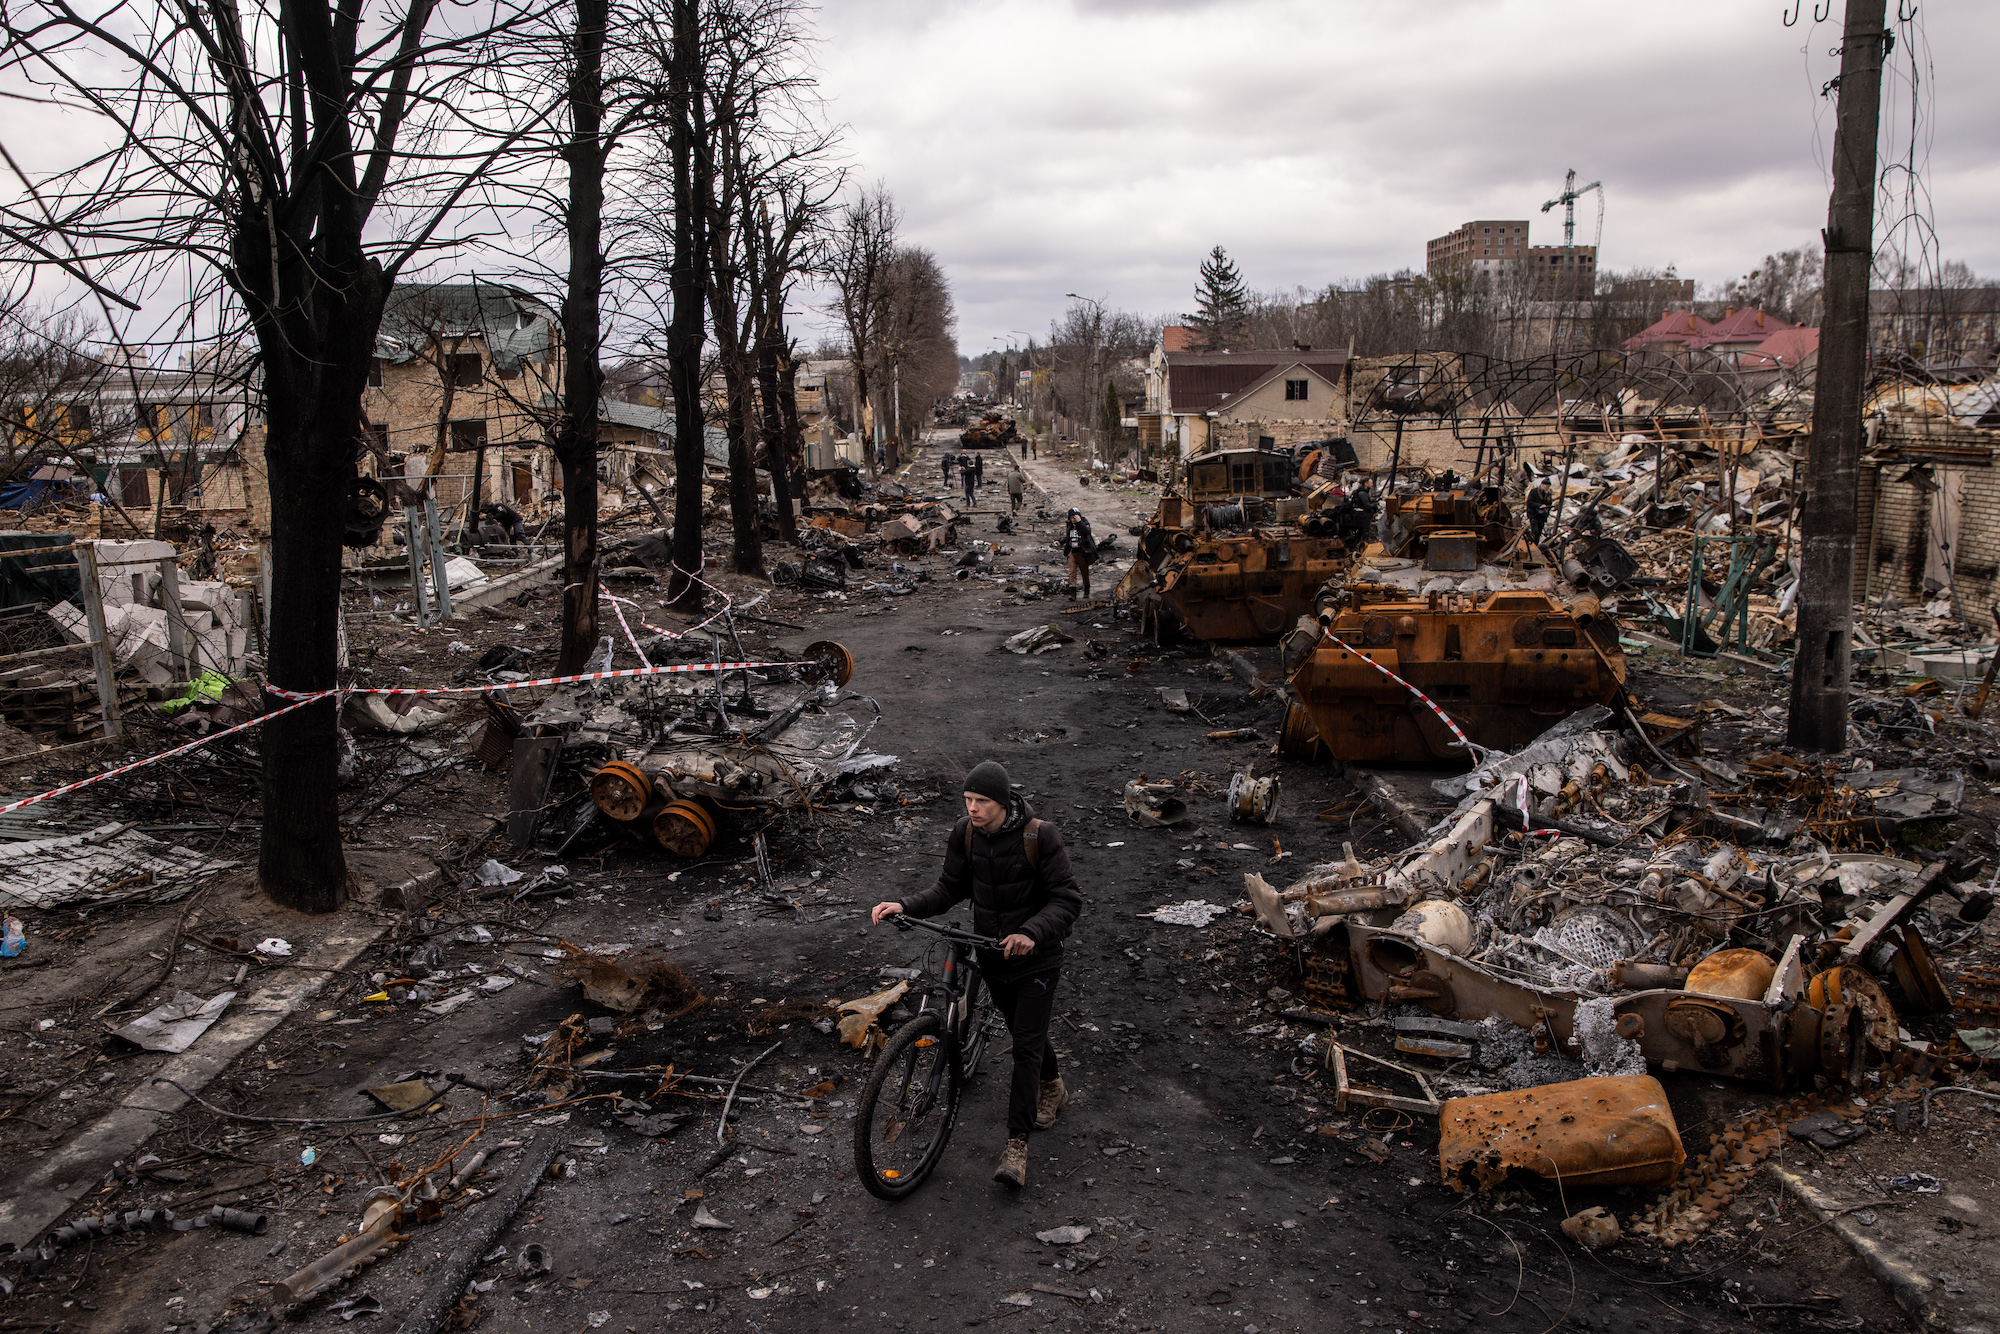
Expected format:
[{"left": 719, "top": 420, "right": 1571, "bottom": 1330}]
[
  {"left": 1951, "top": 466, "right": 2000, "bottom": 612},
  {"left": 1208, "top": 420, "right": 1348, "bottom": 453}
]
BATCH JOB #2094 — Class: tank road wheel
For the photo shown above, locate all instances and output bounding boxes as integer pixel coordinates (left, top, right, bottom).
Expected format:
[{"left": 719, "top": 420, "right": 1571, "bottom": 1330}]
[
  {"left": 1279, "top": 701, "right": 1323, "bottom": 761},
  {"left": 802, "top": 640, "right": 855, "bottom": 687}
]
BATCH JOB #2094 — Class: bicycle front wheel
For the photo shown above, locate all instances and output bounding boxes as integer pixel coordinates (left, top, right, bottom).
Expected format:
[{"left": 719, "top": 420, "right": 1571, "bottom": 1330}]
[{"left": 854, "top": 1013, "right": 959, "bottom": 1200}]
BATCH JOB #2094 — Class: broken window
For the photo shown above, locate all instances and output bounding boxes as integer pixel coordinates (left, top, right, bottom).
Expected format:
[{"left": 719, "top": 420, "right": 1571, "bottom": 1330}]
[
  {"left": 368, "top": 359, "right": 384, "bottom": 388},
  {"left": 65, "top": 403, "right": 92, "bottom": 436},
  {"left": 450, "top": 419, "right": 488, "bottom": 452},
  {"left": 116, "top": 465, "right": 150, "bottom": 507},
  {"left": 1285, "top": 379, "right": 1309, "bottom": 402},
  {"left": 450, "top": 353, "right": 483, "bottom": 388}
]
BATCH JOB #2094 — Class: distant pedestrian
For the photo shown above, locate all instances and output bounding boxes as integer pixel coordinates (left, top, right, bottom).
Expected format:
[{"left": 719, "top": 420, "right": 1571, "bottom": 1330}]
[
  {"left": 1008, "top": 468, "right": 1026, "bottom": 513},
  {"left": 479, "top": 501, "right": 527, "bottom": 545},
  {"left": 941, "top": 451, "right": 956, "bottom": 484},
  {"left": 1030, "top": 438, "right": 1038, "bottom": 460},
  {"left": 1021, "top": 441, "right": 1029, "bottom": 461},
  {"left": 1062, "top": 507, "right": 1096, "bottom": 600},
  {"left": 974, "top": 454, "right": 985, "bottom": 486},
  {"left": 960, "top": 456, "right": 977, "bottom": 507},
  {"left": 1525, "top": 480, "right": 1553, "bottom": 546}
]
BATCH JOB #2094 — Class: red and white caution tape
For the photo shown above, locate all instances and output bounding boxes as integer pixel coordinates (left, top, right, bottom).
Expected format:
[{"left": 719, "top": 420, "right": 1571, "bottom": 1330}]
[
  {"left": 0, "top": 655, "right": 814, "bottom": 819},
  {"left": 0, "top": 690, "right": 331, "bottom": 817},
  {"left": 1321, "top": 632, "right": 1487, "bottom": 760},
  {"left": 1321, "top": 632, "right": 1559, "bottom": 837},
  {"left": 266, "top": 656, "right": 810, "bottom": 702}
]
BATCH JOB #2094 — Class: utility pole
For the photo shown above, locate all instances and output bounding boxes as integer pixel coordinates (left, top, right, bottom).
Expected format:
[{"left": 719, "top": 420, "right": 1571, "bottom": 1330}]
[{"left": 1788, "top": 0, "right": 1888, "bottom": 753}]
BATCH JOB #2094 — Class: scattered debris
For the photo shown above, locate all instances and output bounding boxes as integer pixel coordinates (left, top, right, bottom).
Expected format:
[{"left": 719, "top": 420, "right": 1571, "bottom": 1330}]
[{"left": 111, "top": 990, "right": 235, "bottom": 1054}]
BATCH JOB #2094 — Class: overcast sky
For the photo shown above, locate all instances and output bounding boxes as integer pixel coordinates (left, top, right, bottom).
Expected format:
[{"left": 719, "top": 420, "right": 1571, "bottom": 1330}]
[{"left": 801, "top": 0, "right": 1996, "bottom": 357}]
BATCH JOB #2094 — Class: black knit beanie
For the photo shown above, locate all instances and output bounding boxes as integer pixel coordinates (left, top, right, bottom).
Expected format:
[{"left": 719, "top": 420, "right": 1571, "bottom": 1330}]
[{"left": 963, "top": 761, "right": 1013, "bottom": 805}]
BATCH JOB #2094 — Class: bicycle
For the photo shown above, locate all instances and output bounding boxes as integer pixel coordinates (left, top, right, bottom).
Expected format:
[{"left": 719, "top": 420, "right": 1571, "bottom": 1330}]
[{"left": 852, "top": 914, "right": 1000, "bottom": 1200}]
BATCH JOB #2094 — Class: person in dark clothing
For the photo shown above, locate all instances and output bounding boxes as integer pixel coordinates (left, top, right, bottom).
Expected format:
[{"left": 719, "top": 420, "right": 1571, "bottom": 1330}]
[
  {"left": 1329, "top": 480, "right": 1377, "bottom": 548},
  {"left": 1525, "top": 480, "right": 1553, "bottom": 546},
  {"left": 873, "top": 761, "right": 1082, "bottom": 1189},
  {"left": 1062, "top": 507, "right": 1096, "bottom": 600},
  {"left": 960, "top": 455, "right": 978, "bottom": 507},
  {"left": 941, "top": 450, "right": 956, "bottom": 484},
  {"left": 974, "top": 453, "right": 985, "bottom": 486},
  {"left": 479, "top": 501, "right": 527, "bottom": 545}
]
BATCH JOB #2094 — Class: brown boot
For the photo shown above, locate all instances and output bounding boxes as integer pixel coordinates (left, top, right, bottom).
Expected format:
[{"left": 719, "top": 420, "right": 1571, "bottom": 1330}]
[
  {"left": 993, "top": 1136, "right": 1028, "bottom": 1188},
  {"left": 1034, "top": 1077, "right": 1068, "bottom": 1131}
]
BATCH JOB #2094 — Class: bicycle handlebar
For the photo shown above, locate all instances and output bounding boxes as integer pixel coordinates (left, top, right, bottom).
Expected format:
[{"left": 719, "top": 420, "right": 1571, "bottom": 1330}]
[{"left": 889, "top": 914, "right": 1002, "bottom": 950}]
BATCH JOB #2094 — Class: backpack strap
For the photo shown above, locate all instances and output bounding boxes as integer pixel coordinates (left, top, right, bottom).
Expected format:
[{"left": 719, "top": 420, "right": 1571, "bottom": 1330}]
[{"left": 1023, "top": 818, "right": 1042, "bottom": 870}]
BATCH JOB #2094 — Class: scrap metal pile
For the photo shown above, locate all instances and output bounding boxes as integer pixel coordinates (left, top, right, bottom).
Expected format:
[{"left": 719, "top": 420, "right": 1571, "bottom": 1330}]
[
  {"left": 481, "top": 633, "right": 885, "bottom": 862},
  {"left": 1239, "top": 706, "right": 1991, "bottom": 1233}
]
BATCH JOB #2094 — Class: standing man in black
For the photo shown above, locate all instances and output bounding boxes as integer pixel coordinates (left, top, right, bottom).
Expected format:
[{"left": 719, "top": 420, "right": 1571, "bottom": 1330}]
[
  {"left": 941, "top": 449, "right": 956, "bottom": 486},
  {"left": 1525, "top": 476, "right": 1554, "bottom": 547},
  {"left": 1062, "top": 507, "right": 1096, "bottom": 600},
  {"left": 960, "top": 453, "right": 978, "bottom": 507},
  {"left": 872, "top": 761, "right": 1081, "bottom": 1188}
]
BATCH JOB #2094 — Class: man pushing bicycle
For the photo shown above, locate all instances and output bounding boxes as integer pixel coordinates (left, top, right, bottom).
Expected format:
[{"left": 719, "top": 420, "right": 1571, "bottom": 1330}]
[{"left": 871, "top": 760, "right": 1083, "bottom": 1188}]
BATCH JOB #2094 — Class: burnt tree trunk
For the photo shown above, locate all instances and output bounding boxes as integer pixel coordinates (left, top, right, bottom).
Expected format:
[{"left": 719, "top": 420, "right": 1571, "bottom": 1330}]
[
  {"left": 704, "top": 113, "right": 763, "bottom": 580},
  {"left": 553, "top": 0, "right": 606, "bottom": 672},
  {"left": 755, "top": 302, "right": 797, "bottom": 544},
  {"left": 237, "top": 0, "right": 443, "bottom": 912},
  {"left": 663, "top": 0, "right": 710, "bottom": 609}
]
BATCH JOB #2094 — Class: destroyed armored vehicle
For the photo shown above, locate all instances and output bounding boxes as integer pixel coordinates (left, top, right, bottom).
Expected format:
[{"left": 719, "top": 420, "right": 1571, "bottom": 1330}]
[
  {"left": 1283, "top": 584, "right": 1627, "bottom": 763},
  {"left": 1133, "top": 445, "right": 1361, "bottom": 642},
  {"left": 959, "top": 413, "right": 1019, "bottom": 449}
]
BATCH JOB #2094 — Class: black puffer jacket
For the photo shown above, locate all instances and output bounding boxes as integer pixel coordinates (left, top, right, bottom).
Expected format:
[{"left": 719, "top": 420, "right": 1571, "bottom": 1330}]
[{"left": 896, "top": 794, "right": 1083, "bottom": 981}]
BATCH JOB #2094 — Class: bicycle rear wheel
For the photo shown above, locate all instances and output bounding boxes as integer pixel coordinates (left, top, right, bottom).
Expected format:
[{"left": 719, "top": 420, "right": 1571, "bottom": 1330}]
[{"left": 854, "top": 1013, "right": 959, "bottom": 1200}]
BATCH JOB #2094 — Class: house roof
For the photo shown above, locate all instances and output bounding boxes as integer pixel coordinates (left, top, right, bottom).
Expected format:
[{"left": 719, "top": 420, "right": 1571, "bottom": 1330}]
[
  {"left": 598, "top": 399, "right": 673, "bottom": 434},
  {"left": 1621, "top": 310, "right": 1714, "bottom": 352},
  {"left": 1215, "top": 360, "right": 1344, "bottom": 412},
  {"left": 1694, "top": 307, "right": 1797, "bottom": 347},
  {"left": 1736, "top": 327, "right": 1820, "bottom": 371},
  {"left": 1165, "top": 350, "right": 1350, "bottom": 414},
  {"left": 376, "top": 283, "right": 558, "bottom": 373}
]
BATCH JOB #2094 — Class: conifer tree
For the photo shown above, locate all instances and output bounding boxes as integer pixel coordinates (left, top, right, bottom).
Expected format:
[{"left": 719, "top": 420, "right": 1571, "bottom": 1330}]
[{"left": 1184, "top": 246, "right": 1250, "bottom": 350}]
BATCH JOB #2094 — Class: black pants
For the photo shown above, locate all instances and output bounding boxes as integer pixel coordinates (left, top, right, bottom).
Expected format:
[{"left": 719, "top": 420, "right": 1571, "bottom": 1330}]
[{"left": 981, "top": 966, "right": 1060, "bottom": 1139}]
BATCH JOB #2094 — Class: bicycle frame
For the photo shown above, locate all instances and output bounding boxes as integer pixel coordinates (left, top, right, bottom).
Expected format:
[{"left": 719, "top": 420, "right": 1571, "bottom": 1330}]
[{"left": 893, "top": 916, "right": 996, "bottom": 1083}]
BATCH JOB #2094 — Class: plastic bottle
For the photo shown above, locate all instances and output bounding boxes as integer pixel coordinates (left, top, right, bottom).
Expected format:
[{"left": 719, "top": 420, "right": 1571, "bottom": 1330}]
[{"left": 1, "top": 915, "right": 23, "bottom": 957}]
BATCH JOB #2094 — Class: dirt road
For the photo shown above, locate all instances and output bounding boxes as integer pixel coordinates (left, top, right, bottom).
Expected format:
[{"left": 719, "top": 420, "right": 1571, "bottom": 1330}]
[{"left": 0, "top": 431, "right": 1899, "bottom": 1333}]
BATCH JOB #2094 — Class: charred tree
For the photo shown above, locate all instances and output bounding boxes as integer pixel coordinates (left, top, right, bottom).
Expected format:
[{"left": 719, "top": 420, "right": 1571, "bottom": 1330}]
[
  {"left": 662, "top": 0, "right": 713, "bottom": 608},
  {"left": 553, "top": 0, "right": 608, "bottom": 671}
]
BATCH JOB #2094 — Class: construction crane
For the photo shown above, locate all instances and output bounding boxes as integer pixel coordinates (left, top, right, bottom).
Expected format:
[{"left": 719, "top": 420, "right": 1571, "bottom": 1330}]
[{"left": 1540, "top": 169, "right": 1604, "bottom": 293}]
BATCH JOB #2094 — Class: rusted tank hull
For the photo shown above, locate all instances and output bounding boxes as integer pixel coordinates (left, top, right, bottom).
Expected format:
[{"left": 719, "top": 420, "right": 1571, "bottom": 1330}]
[
  {"left": 1151, "top": 530, "right": 1350, "bottom": 642},
  {"left": 1290, "top": 590, "right": 1625, "bottom": 762}
]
